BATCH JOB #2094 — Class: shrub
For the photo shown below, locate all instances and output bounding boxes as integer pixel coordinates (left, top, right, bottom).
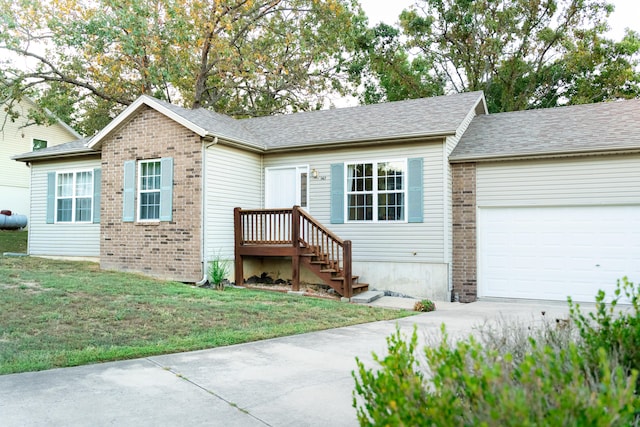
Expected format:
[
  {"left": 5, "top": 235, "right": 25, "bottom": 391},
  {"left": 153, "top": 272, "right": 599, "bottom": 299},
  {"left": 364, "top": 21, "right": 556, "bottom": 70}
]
[
  {"left": 413, "top": 299, "right": 436, "bottom": 312},
  {"left": 569, "top": 277, "right": 640, "bottom": 393},
  {"left": 354, "top": 323, "right": 638, "bottom": 426}
]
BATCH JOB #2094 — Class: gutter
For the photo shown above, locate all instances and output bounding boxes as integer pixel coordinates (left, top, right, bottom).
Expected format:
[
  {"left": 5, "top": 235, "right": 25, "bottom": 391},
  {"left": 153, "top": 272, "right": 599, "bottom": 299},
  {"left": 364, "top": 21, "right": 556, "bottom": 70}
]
[
  {"left": 449, "top": 147, "right": 640, "bottom": 163},
  {"left": 12, "top": 150, "right": 99, "bottom": 162},
  {"left": 212, "top": 135, "right": 265, "bottom": 153},
  {"left": 215, "top": 129, "right": 457, "bottom": 154}
]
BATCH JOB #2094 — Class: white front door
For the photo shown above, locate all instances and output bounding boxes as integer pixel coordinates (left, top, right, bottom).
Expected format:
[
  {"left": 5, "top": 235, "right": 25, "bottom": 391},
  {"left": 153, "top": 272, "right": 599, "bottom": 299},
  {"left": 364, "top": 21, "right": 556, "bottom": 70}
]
[{"left": 265, "top": 166, "right": 309, "bottom": 209}]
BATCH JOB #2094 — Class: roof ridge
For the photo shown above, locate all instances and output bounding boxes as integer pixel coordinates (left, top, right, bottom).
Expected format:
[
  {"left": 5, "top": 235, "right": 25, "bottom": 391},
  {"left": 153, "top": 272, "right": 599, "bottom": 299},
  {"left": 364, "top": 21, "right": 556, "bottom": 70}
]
[{"left": 480, "top": 98, "right": 640, "bottom": 119}]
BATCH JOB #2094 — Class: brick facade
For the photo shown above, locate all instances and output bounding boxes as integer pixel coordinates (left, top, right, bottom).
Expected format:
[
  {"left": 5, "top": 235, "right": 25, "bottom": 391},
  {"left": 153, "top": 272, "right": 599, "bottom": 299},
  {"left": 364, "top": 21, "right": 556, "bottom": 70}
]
[
  {"left": 452, "top": 162, "right": 477, "bottom": 302},
  {"left": 100, "top": 107, "right": 203, "bottom": 281}
]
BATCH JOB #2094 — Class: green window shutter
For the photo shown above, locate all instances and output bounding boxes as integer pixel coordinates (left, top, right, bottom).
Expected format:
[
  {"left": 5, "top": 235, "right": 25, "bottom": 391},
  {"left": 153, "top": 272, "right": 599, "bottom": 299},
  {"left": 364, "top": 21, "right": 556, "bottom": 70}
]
[
  {"left": 46, "top": 172, "right": 55, "bottom": 224},
  {"left": 159, "top": 157, "right": 173, "bottom": 221},
  {"left": 93, "top": 168, "right": 101, "bottom": 223},
  {"left": 330, "top": 163, "right": 344, "bottom": 224},
  {"left": 123, "top": 160, "right": 136, "bottom": 222},
  {"left": 407, "top": 157, "right": 424, "bottom": 223}
]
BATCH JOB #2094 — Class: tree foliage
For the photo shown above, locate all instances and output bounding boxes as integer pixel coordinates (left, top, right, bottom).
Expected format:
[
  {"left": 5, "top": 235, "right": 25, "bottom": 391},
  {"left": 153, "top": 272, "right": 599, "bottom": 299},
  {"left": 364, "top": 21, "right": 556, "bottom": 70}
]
[
  {"left": 355, "top": 0, "right": 640, "bottom": 111},
  {"left": 347, "top": 23, "right": 444, "bottom": 105},
  {"left": 0, "top": 0, "right": 365, "bottom": 135}
]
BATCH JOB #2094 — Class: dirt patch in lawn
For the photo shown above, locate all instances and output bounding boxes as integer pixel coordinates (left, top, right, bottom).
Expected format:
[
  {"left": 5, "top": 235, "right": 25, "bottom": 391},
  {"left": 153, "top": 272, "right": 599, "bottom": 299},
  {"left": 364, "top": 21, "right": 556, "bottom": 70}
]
[
  {"left": 201, "top": 276, "right": 340, "bottom": 300},
  {"left": 0, "top": 281, "right": 51, "bottom": 294}
]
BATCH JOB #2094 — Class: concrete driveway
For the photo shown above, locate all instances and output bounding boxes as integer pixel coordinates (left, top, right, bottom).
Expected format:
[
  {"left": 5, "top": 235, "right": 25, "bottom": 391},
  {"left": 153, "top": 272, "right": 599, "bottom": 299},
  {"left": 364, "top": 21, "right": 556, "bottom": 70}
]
[{"left": 0, "top": 300, "right": 576, "bottom": 427}]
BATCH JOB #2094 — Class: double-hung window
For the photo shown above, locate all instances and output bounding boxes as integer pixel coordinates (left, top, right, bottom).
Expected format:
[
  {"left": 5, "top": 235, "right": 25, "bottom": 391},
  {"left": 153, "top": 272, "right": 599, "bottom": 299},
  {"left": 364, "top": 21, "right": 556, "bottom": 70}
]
[
  {"left": 138, "top": 160, "right": 161, "bottom": 221},
  {"left": 346, "top": 160, "right": 406, "bottom": 222},
  {"left": 123, "top": 157, "right": 173, "bottom": 223},
  {"left": 56, "top": 171, "right": 93, "bottom": 222}
]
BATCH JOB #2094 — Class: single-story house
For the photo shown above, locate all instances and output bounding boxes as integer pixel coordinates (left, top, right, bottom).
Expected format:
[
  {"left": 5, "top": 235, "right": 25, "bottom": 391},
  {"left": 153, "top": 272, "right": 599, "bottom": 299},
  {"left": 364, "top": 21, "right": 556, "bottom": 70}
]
[{"left": 13, "top": 92, "right": 640, "bottom": 302}]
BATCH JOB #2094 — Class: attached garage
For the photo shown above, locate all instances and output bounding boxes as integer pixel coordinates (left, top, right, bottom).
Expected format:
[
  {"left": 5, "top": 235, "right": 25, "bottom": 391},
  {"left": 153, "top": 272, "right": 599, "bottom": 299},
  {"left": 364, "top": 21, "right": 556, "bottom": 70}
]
[
  {"left": 450, "top": 100, "right": 640, "bottom": 302},
  {"left": 478, "top": 205, "right": 640, "bottom": 301},
  {"left": 475, "top": 156, "right": 640, "bottom": 302}
]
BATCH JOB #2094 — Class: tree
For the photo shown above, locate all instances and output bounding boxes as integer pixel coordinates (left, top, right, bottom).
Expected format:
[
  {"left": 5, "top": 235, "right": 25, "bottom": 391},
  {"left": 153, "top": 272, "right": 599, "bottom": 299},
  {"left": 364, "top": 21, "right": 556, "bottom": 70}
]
[
  {"left": 0, "top": 0, "right": 365, "bottom": 135},
  {"left": 347, "top": 23, "right": 444, "bottom": 104},
  {"left": 360, "top": 0, "right": 640, "bottom": 112}
]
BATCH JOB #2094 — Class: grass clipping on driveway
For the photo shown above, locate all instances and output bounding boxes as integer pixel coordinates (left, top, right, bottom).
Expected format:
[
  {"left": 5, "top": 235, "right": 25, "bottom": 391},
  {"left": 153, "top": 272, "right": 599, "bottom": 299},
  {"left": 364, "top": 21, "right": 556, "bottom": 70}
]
[{"left": 0, "top": 257, "right": 413, "bottom": 375}]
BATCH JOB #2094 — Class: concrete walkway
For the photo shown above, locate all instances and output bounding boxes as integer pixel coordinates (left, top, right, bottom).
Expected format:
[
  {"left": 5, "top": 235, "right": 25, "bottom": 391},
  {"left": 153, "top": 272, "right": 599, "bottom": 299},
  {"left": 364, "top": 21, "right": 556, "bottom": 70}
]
[{"left": 0, "top": 300, "right": 576, "bottom": 427}]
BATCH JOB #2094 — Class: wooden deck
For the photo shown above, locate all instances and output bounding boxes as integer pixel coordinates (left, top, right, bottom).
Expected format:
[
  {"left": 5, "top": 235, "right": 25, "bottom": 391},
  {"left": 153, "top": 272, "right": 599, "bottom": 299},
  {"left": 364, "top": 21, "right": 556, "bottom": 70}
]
[{"left": 234, "top": 206, "right": 367, "bottom": 298}]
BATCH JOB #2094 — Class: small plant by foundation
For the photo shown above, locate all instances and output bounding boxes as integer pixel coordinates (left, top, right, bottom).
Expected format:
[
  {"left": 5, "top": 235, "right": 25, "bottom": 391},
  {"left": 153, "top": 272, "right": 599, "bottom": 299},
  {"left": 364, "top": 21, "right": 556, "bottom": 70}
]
[
  {"left": 208, "top": 256, "right": 230, "bottom": 290},
  {"left": 413, "top": 299, "right": 436, "bottom": 312}
]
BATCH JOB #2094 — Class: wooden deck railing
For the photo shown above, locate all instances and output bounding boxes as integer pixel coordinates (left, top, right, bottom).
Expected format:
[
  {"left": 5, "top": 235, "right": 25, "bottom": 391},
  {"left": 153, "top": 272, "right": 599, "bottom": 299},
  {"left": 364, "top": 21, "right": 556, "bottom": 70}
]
[
  {"left": 234, "top": 206, "right": 353, "bottom": 297},
  {"left": 297, "top": 209, "right": 352, "bottom": 285},
  {"left": 237, "top": 208, "right": 294, "bottom": 245}
]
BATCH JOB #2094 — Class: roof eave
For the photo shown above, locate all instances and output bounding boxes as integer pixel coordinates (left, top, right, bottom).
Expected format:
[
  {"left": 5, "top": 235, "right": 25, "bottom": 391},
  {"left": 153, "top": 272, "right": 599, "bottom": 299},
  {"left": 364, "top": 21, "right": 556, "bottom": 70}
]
[
  {"left": 449, "top": 146, "right": 640, "bottom": 163},
  {"left": 13, "top": 150, "right": 99, "bottom": 162},
  {"left": 215, "top": 136, "right": 266, "bottom": 153},
  {"left": 263, "top": 130, "right": 456, "bottom": 153}
]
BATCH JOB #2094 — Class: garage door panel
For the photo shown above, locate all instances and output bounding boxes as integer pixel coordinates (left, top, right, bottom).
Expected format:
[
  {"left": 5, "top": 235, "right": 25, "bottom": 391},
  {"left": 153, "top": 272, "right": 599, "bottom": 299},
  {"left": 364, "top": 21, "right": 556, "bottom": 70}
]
[{"left": 479, "top": 206, "right": 640, "bottom": 302}]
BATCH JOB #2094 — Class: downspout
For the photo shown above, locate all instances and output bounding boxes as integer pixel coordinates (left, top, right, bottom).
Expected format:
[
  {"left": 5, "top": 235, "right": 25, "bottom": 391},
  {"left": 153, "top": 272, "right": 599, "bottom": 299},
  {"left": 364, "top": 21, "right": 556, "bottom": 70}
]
[
  {"left": 195, "top": 135, "right": 219, "bottom": 285},
  {"left": 443, "top": 139, "right": 453, "bottom": 301}
]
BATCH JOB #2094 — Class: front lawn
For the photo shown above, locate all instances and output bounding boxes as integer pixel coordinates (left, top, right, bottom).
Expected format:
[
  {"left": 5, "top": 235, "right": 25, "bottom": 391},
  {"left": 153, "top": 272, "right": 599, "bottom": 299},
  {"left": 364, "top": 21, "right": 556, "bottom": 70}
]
[
  {"left": 0, "top": 230, "right": 28, "bottom": 253},
  {"left": 0, "top": 256, "right": 413, "bottom": 374}
]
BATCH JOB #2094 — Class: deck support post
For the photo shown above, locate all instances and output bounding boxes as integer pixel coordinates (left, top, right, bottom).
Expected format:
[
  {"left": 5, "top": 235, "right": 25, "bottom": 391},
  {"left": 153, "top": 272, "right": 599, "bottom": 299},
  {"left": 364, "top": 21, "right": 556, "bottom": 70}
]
[
  {"left": 234, "top": 207, "right": 244, "bottom": 287},
  {"left": 343, "top": 240, "right": 352, "bottom": 298},
  {"left": 291, "top": 206, "right": 301, "bottom": 291}
]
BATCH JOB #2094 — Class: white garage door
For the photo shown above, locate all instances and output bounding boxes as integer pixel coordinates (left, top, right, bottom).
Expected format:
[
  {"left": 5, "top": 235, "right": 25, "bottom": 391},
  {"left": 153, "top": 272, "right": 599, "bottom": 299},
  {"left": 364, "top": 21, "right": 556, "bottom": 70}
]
[{"left": 478, "top": 206, "right": 640, "bottom": 302}]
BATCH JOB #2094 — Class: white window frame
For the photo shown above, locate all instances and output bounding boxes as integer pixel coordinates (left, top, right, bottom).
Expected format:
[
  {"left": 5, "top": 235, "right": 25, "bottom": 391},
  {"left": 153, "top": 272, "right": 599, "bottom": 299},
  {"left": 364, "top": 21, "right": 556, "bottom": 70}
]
[
  {"left": 55, "top": 170, "right": 93, "bottom": 223},
  {"left": 137, "top": 159, "right": 162, "bottom": 222},
  {"left": 345, "top": 159, "right": 408, "bottom": 223}
]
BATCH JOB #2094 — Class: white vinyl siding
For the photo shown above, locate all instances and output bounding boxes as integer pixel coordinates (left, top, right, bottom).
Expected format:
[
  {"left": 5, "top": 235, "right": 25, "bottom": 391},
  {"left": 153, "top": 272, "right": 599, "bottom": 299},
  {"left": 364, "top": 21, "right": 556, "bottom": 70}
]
[
  {"left": 204, "top": 145, "right": 262, "bottom": 261},
  {"left": 477, "top": 155, "right": 640, "bottom": 207},
  {"left": 263, "top": 140, "right": 446, "bottom": 263},
  {"left": 29, "top": 158, "right": 101, "bottom": 256}
]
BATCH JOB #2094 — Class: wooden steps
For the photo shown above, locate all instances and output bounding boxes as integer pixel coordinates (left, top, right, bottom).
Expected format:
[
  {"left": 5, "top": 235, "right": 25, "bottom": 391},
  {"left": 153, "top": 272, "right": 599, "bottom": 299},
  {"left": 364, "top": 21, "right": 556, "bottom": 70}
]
[
  {"left": 300, "top": 250, "right": 368, "bottom": 296},
  {"left": 235, "top": 206, "right": 365, "bottom": 297}
]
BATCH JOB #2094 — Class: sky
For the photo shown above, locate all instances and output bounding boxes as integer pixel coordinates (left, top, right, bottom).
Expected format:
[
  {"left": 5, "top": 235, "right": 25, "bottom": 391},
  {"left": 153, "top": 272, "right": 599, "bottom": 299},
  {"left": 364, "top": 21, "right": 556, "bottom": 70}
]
[{"left": 359, "top": 0, "right": 640, "bottom": 40}]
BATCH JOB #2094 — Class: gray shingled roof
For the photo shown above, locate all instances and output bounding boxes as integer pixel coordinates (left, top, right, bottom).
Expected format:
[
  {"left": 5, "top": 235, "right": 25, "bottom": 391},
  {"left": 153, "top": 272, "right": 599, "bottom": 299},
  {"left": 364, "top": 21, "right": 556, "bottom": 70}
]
[
  {"left": 152, "top": 98, "right": 261, "bottom": 148},
  {"left": 12, "top": 138, "right": 95, "bottom": 161},
  {"left": 16, "top": 91, "right": 486, "bottom": 161},
  {"left": 156, "top": 91, "right": 485, "bottom": 149},
  {"left": 450, "top": 99, "right": 640, "bottom": 162},
  {"left": 244, "top": 91, "right": 486, "bottom": 148}
]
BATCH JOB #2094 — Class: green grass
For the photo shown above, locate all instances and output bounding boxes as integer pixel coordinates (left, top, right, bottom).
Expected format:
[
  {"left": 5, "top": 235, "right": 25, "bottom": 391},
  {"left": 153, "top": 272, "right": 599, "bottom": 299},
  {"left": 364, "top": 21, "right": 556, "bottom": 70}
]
[
  {"left": 0, "top": 256, "right": 414, "bottom": 374},
  {"left": 0, "top": 230, "right": 28, "bottom": 253}
]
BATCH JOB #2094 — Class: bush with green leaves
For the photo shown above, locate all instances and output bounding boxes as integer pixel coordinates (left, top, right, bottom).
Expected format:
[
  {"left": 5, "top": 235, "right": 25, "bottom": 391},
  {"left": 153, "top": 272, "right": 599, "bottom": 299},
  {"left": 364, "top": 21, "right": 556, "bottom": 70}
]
[
  {"left": 353, "top": 278, "right": 640, "bottom": 427},
  {"left": 413, "top": 299, "right": 436, "bottom": 312},
  {"left": 569, "top": 277, "right": 640, "bottom": 393}
]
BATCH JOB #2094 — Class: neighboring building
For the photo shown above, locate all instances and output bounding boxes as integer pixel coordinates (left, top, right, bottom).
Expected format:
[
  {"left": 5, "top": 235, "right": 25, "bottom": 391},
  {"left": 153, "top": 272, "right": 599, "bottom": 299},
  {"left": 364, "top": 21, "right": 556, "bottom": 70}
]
[
  {"left": 1, "top": 98, "right": 81, "bottom": 221},
  {"left": 13, "top": 93, "right": 640, "bottom": 303}
]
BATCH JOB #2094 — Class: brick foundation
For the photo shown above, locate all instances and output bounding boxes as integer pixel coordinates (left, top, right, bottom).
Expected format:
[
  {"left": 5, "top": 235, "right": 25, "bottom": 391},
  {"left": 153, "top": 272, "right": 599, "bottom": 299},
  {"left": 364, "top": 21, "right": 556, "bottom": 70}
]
[
  {"left": 452, "top": 162, "right": 477, "bottom": 302},
  {"left": 100, "top": 106, "right": 203, "bottom": 281}
]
